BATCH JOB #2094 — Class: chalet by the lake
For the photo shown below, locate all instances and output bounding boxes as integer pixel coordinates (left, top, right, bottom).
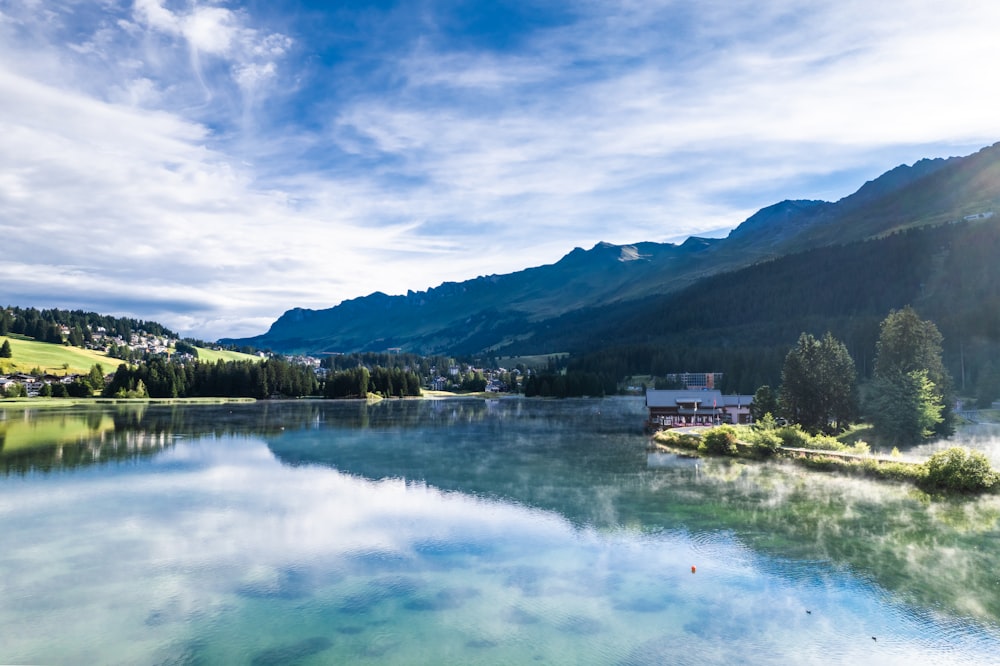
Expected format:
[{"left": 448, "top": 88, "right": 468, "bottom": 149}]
[{"left": 645, "top": 388, "right": 754, "bottom": 429}]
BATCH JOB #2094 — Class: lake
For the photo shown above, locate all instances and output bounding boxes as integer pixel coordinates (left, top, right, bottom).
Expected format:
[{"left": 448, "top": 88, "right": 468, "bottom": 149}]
[{"left": 2, "top": 398, "right": 1000, "bottom": 664}]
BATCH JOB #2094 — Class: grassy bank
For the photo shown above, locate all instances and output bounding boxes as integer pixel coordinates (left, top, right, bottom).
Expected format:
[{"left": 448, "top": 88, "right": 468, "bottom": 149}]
[{"left": 651, "top": 424, "right": 997, "bottom": 494}]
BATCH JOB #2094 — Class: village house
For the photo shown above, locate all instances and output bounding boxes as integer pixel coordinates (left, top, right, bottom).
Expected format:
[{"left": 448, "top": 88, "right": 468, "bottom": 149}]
[
  {"left": 0, "top": 377, "right": 17, "bottom": 394},
  {"left": 645, "top": 388, "right": 754, "bottom": 429}
]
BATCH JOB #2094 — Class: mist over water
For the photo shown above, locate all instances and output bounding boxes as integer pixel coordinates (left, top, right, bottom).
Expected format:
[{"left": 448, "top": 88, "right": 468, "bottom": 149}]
[
  {"left": 1, "top": 399, "right": 999, "bottom": 664},
  {"left": 912, "top": 422, "right": 1000, "bottom": 465}
]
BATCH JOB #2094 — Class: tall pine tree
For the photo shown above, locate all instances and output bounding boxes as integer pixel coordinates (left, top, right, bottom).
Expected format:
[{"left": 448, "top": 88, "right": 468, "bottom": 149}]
[
  {"left": 779, "top": 332, "right": 858, "bottom": 434},
  {"left": 867, "top": 307, "right": 953, "bottom": 443}
]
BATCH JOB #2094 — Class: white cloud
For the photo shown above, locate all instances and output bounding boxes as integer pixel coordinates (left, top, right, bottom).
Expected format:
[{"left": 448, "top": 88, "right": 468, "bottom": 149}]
[
  {"left": 132, "top": 0, "right": 291, "bottom": 60},
  {"left": 1, "top": 0, "right": 999, "bottom": 338},
  {"left": 0, "top": 64, "right": 433, "bottom": 338},
  {"left": 129, "top": 0, "right": 292, "bottom": 102},
  {"left": 233, "top": 60, "right": 275, "bottom": 90},
  {"left": 328, "top": 0, "right": 1000, "bottom": 249}
]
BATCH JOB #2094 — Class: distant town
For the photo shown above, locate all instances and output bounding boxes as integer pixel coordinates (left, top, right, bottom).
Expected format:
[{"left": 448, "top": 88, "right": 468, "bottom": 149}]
[{"left": 1, "top": 311, "right": 530, "bottom": 398}]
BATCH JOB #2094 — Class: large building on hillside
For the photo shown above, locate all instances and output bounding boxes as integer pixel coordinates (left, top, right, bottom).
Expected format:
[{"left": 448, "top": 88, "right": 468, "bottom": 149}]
[
  {"left": 664, "top": 372, "right": 722, "bottom": 390},
  {"left": 645, "top": 388, "right": 754, "bottom": 429}
]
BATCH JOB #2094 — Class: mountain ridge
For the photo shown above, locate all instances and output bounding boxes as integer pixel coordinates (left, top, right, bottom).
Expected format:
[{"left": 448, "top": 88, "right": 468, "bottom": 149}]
[{"left": 223, "top": 142, "right": 1000, "bottom": 356}]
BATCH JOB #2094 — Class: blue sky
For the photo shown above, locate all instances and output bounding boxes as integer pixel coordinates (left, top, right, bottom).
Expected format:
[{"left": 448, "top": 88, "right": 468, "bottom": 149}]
[{"left": 2, "top": 0, "right": 999, "bottom": 340}]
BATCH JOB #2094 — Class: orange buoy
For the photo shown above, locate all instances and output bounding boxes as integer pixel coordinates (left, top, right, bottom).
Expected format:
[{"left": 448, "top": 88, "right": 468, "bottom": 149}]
[{"left": 691, "top": 565, "right": 696, "bottom": 573}]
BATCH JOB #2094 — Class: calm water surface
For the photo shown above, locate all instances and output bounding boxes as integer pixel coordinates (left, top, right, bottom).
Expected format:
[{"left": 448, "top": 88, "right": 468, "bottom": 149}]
[{"left": 2, "top": 398, "right": 1000, "bottom": 664}]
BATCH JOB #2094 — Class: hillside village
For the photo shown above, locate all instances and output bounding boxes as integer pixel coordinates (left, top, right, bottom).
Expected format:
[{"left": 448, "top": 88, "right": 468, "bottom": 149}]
[
  {"left": 1, "top": 309, "right": 522, "bottom": 398},
  {"left": 1, "top": 307, "right": 708, "bottom": 399}
]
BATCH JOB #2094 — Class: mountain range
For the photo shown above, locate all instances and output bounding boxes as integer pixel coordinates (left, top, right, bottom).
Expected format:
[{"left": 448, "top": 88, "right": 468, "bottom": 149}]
[{"left": 224, "top": 141, "right": 1000, "bottom": 384}]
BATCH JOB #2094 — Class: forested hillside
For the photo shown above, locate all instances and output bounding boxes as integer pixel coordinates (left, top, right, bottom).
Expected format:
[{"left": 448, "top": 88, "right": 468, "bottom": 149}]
[
  {"left": 0, "top": 306, "right": 176, "bottom": 345},
  {"left": 547, "top": 217, "right": 1000, "bottom": 394}
]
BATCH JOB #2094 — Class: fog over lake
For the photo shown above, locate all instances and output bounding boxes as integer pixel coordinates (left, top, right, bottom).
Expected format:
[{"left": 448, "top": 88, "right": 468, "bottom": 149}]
[{"left": 2, "top": 399, "right": 999, "bottom": 664}]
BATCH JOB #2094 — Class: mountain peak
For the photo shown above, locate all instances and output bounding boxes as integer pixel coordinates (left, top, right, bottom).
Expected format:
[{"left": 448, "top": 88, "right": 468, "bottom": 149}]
[
  {"left": 837, "top": 157, "right": 954, "bottom": 210},
  {"left": 728, "top": 200, "right": 830, "bottom": 240},
  {"left": 588, "top": 241, "right": 649, "bottom": 262}
]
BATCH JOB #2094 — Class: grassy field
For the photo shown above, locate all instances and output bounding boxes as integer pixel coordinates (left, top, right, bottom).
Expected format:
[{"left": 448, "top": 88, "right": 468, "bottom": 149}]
[
  {"left": 0, "top": 335, "right": 117, "bottom": 375},
  {"left": 194, "top": 346, "right": 263, "bottom": 363}
]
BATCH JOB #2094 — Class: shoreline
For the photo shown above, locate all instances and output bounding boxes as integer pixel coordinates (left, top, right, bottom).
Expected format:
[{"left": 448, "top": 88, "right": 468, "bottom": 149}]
[
  {"left": 0, "top": 391, "right": 523, "bottom": 409},
  {"left": 0, "top": 396, "right": 258, "bottom": 409}
]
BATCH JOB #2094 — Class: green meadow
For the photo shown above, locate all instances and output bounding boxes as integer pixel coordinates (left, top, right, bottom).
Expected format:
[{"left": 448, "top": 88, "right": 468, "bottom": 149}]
[
  {"left": 0, "top": 335, "right": 116, "bottom": 376},
  {"left": 0, "top": 336, "right": 263, "bottom": 378},
  {"left": 193, "top": 346, "right": 262, "bottom": 363}
]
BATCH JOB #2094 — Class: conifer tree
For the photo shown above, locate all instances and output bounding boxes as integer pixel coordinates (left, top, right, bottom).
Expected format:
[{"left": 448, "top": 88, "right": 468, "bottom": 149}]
[
  {"left": 867, "top": 307, "right": 953, "bottom": 442},
  {"left": 779, "top": 332, "right": 858, "bottom": 434}
]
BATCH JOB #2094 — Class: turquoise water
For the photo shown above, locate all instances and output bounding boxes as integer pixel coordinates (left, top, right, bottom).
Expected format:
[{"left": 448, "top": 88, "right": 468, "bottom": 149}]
[{"left": 2, "top": 398, "right": 1000, "bottom": 664}]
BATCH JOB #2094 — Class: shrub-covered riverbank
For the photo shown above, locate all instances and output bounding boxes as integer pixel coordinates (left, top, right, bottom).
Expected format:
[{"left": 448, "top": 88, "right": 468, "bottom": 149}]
[{"left": 652, "top": 423, "right": 998, "bottom": 494}]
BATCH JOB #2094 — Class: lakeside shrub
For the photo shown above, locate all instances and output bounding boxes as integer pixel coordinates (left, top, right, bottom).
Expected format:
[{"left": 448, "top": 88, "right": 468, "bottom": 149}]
[
  {"left": 807, "top": 434, "right": 845, "bottom": 451},
  {"left": 753, "top": 412, "right": 779, "bottom": 432},
  {"left": 775, "top": 425, "right": 810, "bottom": 448},
  {"left": 921, "top": 447, "right": 997, "bottom": 493},
  {"left": 847, "top": 458, "right": 925, "bottom": 482},
  {"left": 701, "top": 425, "right": 739, "bottom": 456},
  {"left": 653, "top": 424, "right": 993, "bottom": 493},
  {"left": 847, "top": 441, "right": 871, "bottom": 456},
  {"left": 653, "top": 431, "right": 700, "bottom": 451},
  {"left": 745, "top": 429, "right": 781, "bottom": 457},
  {"left": 876, "top": 461, "right": 927, "bottom": 483},
  {"left": 796, "top": 455, "right": 840, "bottom": 471},
  {"left": 792, "top": 452, "right": 926, "bottom": 483}
]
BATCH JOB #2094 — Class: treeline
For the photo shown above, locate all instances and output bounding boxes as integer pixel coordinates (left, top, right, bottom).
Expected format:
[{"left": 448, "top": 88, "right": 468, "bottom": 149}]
[
  {"left": 522, "top": 371, "right": 616, "bottom": 398},
  {"left": 0, "top": 306, "right": 177, "bottom": 346},
  {"left": 566, "top": 345, "right": 789, "bottom": 395},
  {"left": 322, "top": 366, "right": 422, "bottom": 398},
  {"left": 102, "top": 357, "right": 421, "bottom": 400},
  {"left": 322, "top": 352, "right": 509, "bottom": 393},
  {"left": 322, "top": 351, "right": 456, "bottom": 375},
  {"left": 104, "top": 357, "right": 317, "bottom": 399}
]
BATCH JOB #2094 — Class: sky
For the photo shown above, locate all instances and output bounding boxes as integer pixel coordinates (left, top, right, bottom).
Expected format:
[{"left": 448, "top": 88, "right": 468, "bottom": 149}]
[{"left": 2, "top": 0, "right": 1000, "bottom": 341}]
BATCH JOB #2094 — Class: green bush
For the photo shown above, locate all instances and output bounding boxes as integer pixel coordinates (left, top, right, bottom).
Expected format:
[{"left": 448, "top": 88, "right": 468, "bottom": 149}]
[
  {"left": 921, "top": 447, "right": 997, "bottom": 493},
  {"left": 844, "top": 458, "right": 924, "bottom": 483},
  {"left": 701, "top": 425, "right": 739, "bottom": 456},
  {"left": 807, "top": 434, "right": 846, "bottom": 451},
  {"left": 876, "top": 461, "right": 927, "bottom": 483},
  {"left": 847, "top": 441, "right": 871, "bottom": 456},
  {"left": 775, "top": 425, "right": 810, "bottom": 448},
  {"left": 653, "top": 431, "right": 700, "bottom": 451},
  {"left": 855, "top": 458, "right": 881, "bottom": 475},
  {"left": 746, "top": 429, "right": 781, "bottom": 457},
  {"left": 796, "top": 455, "right": 840, "bottom": 471},
  {"left": 753, "top": 412, "right": 779, "bottom": 431}
]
